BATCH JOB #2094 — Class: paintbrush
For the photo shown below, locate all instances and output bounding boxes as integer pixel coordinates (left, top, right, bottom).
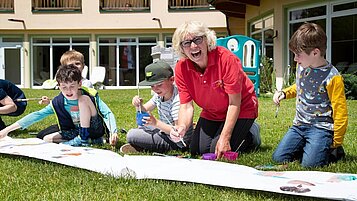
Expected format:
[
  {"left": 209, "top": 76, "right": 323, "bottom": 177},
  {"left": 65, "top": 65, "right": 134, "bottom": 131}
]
[
  {"left": 160, "top": 109, "right": 186, "bottom": 147},
  {"left": 275, "top": 79, "right": 283, "bottom": 118},
  {"left": 235, "top": 139, "right": 245, "bottom": 152},
  {"left": 14, "top": 98, "right": 42, "bottom": 102},
  {"left": 137, "top": 84, "right": 142, "bottom": 113},
  {"left": 108, "top": 116, "right": 115, "bottom": 151},
  {"left": 275, "top": 105, "right": 280, "bottom": 118},
  {"left": 275, "top": 91, "right": 284, "bottom": 118}
]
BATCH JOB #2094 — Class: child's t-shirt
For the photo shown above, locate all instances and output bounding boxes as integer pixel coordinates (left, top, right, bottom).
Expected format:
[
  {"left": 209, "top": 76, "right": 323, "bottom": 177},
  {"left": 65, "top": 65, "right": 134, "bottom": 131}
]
[
  {"left": 17, "top": 97, "right": 79, "bottom": 129},
  {"left": 17, "top": 91, "right": 117, "bottom": 134},
  {"left": 149, "top": 85, "right": 180, "bottom": 126},
  {"left": 294, "top": 63, "right": 339, "bottom": 131}
]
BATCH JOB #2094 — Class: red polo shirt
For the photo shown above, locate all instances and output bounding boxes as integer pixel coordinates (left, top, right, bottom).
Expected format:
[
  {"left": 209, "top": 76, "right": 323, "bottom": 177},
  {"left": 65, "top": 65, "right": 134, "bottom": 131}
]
[{"left": 175, "top": 46, "right": 258, "bottom": 121}]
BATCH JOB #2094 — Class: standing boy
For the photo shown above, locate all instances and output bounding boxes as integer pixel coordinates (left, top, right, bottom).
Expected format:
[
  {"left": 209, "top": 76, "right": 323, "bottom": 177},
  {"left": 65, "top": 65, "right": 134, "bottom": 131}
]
[
  {"left": 0, "top": 65, "right": 118, "bottom": 146},
  {"left": 0, "top": 79, "right": 27, "bottom": 130},
  {"left": 120, "top": 60, "right": 193, "bottom": 154},
  {"left": 272, "top": 22, "right": 348, "bottom": 167}
]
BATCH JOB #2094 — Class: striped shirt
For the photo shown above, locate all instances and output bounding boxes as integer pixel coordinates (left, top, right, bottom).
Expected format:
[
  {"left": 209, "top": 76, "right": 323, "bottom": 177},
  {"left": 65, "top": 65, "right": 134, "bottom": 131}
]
[{"left": 150, "top": 85, "right": 180, "bottom": 125}]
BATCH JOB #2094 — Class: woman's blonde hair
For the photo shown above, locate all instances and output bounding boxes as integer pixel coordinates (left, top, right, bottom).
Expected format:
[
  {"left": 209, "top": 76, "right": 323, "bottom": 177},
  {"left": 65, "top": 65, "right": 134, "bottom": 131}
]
[{"left": 172, "top": 21, "right": 217, "bottom": 58}]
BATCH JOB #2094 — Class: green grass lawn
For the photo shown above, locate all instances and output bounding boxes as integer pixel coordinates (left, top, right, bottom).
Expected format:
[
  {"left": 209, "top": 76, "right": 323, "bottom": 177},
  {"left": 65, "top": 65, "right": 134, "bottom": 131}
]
[{"left": 0, "top": 89, "right": 356, "bottom": 201}]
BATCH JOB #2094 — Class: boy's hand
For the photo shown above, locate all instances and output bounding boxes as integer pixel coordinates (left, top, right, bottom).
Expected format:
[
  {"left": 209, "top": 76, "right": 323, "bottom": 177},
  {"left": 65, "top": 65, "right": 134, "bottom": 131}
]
[
  {"left": 142, "top": 112, "right": 157, "bottom": 126},
  {"left": 109, "top": 133, "right": 118, "bottom": 146},
  {"left": 0, "top": 128, "right": 9, "bottom": 140},
  {"left": 273, "top": 91, "right": 285, "bottom": 105},
  {"left": 132, "top": 95, "right": 143, "bottom": 108},
  {"left": 39, "top": 96, "right": 50, "bottom": 105}
]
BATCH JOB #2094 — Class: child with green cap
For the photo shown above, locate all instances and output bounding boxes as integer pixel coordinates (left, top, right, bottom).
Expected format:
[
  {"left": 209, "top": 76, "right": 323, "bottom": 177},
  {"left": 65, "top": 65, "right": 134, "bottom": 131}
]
[{"left": 120, "top": 60, "right": 193, "bottom": 154}]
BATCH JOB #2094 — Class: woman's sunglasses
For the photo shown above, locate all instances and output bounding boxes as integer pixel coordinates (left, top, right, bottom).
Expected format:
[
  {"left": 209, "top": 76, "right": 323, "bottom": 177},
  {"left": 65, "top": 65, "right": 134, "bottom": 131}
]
[{"left": 180, "top": 36, "right": 204, "bottom": 48}]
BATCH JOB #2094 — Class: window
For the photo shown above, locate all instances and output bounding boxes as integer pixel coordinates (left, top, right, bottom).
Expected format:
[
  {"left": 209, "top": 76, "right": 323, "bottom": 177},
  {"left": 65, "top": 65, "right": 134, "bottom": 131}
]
[
  {"left": 165, "top": 36, "right": 172, "bottom": 47},
  {"left": 32, "top": 36, "right": 90, "bottom": 87},
  {"left": 288, "top": 1, "right": 357, "bottom": 74},
  {"left": 331, "top": 1, "right": 357, "bottom": 73},
  {"left": 0, "top": 0, "right": 14, "bottom": 12},
  {"left": 289, "top": 5, "right": 326, "bottom": 20},
  {"left": 98, "top": 36, "right": 156, "bottom": 88},
  {"left": 250, "top": 15, "right": 274, "bottom": 59},
  {"left": 100, "top": 0, "right": 150, "bottom": 12},
  {"left": 168, "top": 0, "right": 213, "bottom": 11},
  {"left": 32, "top": 0, "right": 82, "bottom": 12}
]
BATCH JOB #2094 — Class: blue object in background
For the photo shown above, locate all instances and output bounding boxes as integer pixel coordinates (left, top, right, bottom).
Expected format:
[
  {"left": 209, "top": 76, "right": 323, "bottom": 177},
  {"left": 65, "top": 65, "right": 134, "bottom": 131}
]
[{"left": 216, "top": 35, "right": 261, "bottom": 96}]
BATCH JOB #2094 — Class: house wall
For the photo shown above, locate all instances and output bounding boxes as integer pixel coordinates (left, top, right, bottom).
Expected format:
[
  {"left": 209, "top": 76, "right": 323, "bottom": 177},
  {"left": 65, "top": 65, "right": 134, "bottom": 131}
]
[
  {"left": 226, "top": 17, "right": 245, "bottom": 35},
  {"left": 0, "top": 0, "right": 227, "bottom": 88},
  {"left": 2, "top": 1, "right": 227, "bottom": 30}
]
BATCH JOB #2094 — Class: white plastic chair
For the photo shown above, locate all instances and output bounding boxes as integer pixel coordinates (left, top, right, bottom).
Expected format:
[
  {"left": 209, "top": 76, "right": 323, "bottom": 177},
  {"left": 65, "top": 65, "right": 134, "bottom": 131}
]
[
  {"left": 82, "top": 65, "right": 88, "bottom": 78},
  {"left": 90, "top": 66, "right": 106, "bottom": 89}
]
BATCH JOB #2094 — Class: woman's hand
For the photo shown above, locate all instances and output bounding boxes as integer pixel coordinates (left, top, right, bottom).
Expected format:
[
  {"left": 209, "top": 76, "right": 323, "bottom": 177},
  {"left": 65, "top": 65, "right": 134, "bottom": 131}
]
[
  {"left": 215, "top": 135, "right": 231, "bottom": 159},
  {"left": 169, "top": 125, "right": 186, "bottom": 143}
]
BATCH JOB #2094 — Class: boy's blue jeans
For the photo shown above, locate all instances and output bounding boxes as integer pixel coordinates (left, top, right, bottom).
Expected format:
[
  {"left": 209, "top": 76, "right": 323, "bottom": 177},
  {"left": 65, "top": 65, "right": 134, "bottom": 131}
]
[{"left": 272, "top": 125, "right": 333, "bottom": 167}]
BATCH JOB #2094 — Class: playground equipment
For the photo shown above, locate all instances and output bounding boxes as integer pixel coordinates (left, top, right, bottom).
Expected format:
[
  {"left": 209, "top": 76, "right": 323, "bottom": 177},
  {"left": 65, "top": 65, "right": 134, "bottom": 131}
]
[{"left": 216, "top": 35, "right": 261, "bottom": 96}]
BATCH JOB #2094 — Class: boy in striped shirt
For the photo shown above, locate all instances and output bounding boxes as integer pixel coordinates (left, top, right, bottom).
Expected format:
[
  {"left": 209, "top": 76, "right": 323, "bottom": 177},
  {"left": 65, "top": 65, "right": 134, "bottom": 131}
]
[{"left": 120, "top": 60, "right": 193, "bottom": 154}]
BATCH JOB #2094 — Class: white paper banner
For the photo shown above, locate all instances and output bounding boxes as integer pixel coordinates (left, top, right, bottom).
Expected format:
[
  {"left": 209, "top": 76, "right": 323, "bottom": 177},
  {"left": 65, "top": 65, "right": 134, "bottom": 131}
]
[{"left": 0, "top": 137, "right": 356, "bottom": 200}]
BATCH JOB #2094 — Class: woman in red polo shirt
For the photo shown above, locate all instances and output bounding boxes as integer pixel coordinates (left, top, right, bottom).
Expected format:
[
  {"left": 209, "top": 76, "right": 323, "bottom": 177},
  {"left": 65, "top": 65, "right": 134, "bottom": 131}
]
[{"left": 171, "top": 21, "right": 259, "bottom": 159}]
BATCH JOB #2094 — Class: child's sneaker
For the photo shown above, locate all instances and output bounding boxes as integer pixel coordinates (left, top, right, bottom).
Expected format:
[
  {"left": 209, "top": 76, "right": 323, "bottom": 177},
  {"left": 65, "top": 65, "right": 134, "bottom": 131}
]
[
  {"left": 330, "top": 146, "right": 346, "bottom": 163},
  {"left": 119, "top": 143, "right": 142, "bottom": 154},
  {"left": 61, "top": 136, "right": 89, "bottom": 147},
  {"left": 250, "top": 122, "right": 261, "bottom": 149}
]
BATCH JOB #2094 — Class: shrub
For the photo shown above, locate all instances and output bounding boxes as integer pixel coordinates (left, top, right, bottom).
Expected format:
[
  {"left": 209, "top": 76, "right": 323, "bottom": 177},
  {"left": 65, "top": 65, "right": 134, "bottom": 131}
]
[
  {"left": 259, "top": 56, "right": 274, "bottom": 93},
  {"left": 342, "top": 74, "right": 357, "bottom": 100}
]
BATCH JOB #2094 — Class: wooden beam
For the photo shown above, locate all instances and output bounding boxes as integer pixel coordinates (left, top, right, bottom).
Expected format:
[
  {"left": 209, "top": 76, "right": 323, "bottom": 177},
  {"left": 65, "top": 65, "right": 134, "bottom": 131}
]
[
  {"left": 222, "top": 11, "right": 245, "bottom": 18},
  {"left": 210, "top": 1, "right": 246, "bottom": 18},
  {"left": 215, "top": 2, "right": 245, "bottom": 13},
  {"left": 208, "top": 0, "right": 260, "bottom": 7}
]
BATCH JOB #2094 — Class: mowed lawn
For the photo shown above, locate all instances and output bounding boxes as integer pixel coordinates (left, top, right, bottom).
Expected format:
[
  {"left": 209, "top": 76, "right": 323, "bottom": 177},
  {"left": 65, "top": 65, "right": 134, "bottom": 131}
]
[{"left": 0, "top": 88, "right": 356, "bottom": 201}]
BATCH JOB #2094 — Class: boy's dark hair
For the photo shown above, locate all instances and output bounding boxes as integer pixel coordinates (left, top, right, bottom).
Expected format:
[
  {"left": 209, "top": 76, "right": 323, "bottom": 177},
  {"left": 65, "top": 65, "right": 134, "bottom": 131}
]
[
  {"left": 56, "top": 64, "right": 82, "bottom": 84},
  {"left": 289, "top": 22, "right": 327, "bottom": 56}
]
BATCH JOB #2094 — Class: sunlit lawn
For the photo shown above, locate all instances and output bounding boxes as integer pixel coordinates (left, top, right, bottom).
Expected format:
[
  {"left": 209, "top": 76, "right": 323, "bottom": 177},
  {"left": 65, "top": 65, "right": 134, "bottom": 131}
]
[{"left": 0, "top": 89, "right": 356, "bottom": 200}]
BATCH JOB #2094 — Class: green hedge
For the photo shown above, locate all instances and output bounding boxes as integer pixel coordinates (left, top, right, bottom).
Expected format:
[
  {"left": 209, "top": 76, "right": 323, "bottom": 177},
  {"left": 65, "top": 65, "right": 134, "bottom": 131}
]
[{"left": 343, "top": 74, "right": 357, "bottom": 100}]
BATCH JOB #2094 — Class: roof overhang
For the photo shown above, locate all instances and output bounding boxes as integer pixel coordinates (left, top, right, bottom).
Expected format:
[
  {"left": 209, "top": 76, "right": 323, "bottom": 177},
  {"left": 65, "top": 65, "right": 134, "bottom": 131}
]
[{"left": 208, "top": 0, "right": 260, "bottom": 18}]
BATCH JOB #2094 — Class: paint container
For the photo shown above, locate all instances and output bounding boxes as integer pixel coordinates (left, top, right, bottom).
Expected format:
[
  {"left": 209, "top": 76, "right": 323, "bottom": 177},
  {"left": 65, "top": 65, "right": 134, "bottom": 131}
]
[
  {"left": 223, "top": 151, "right": 238, "bottom": 161},
  {"left": 136, "top": 111, "right": 150, "bottom": 126},
  {"left": 202, "top": 153, "right": 217, "bottom": 160}
]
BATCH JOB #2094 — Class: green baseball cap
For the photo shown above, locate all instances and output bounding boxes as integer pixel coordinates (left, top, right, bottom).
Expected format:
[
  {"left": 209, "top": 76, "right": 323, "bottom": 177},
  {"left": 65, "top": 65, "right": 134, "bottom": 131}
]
[{"left": 139, "top": 60, "right": 174, "bottom": 86}]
